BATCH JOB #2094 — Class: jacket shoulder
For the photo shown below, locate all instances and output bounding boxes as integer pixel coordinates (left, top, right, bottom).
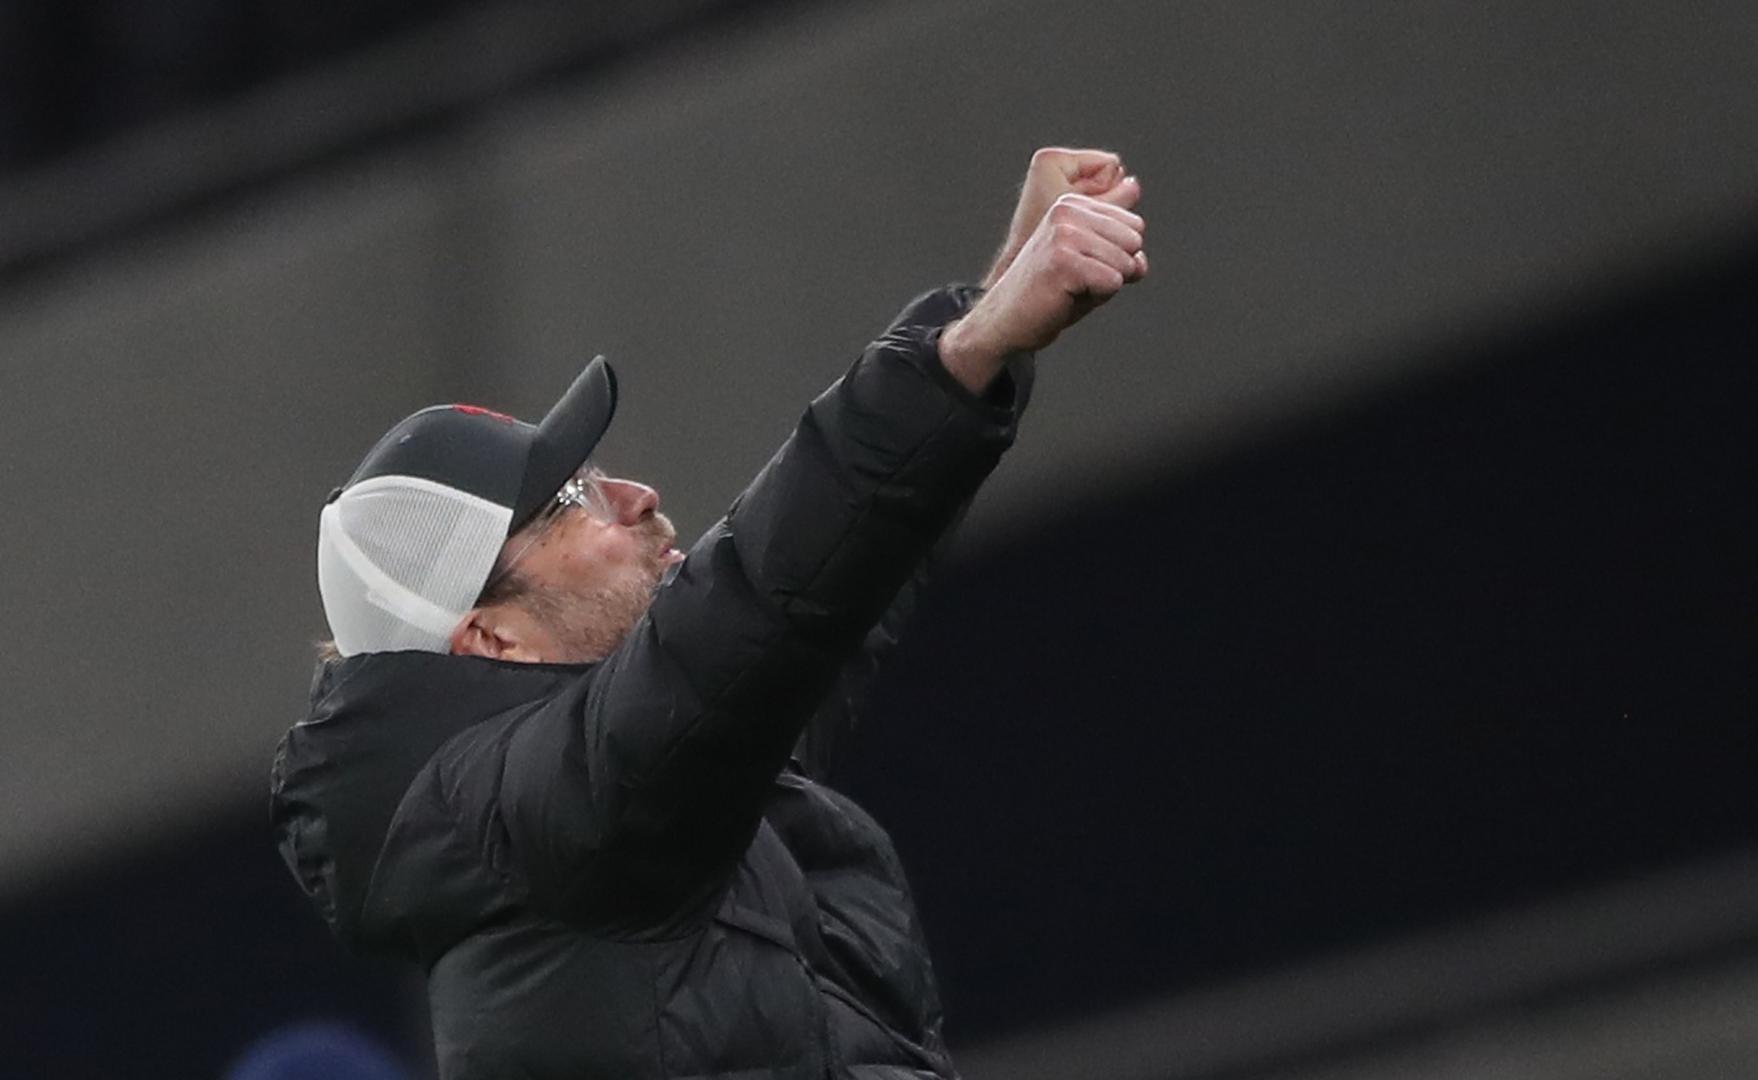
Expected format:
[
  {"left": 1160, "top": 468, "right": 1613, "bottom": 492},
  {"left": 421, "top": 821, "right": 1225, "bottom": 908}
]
[{"left": 270, "top": 652, "right": 582, "bottom": 956}]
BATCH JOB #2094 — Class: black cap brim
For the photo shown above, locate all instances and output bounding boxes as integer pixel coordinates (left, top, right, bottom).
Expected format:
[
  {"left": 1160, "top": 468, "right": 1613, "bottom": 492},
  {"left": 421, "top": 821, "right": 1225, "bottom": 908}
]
[{"left": 514, "top": 355, "right": 618, "bottom": 529}]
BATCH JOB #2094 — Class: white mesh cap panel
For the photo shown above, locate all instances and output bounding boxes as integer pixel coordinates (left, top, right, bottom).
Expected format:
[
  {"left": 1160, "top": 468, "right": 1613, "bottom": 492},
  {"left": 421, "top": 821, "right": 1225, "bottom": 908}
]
[{"left": 316, "top": 475, "right": 514, "bottom": 656}]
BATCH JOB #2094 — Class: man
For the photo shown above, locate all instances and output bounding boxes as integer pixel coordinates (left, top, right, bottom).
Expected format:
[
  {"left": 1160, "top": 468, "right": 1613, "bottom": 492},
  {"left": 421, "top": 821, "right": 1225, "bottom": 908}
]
[{"left": 273, "top": 148, "right": 1147, "bottom": 1079}]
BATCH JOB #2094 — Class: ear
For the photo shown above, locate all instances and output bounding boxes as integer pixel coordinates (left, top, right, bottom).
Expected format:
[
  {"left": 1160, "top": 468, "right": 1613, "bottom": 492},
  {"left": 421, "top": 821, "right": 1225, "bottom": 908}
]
[{"left": 450, "top": 607, "right": 524, "bottom": 660}]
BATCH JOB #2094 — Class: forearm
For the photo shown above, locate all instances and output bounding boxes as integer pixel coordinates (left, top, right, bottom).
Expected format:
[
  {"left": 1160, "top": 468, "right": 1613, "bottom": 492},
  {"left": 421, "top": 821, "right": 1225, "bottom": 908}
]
[
  {"left": 727, "top": 299, "right": 1020, "bottom": 643},
  {"left": 793, "top": 307, "right": 1035, "bottom": 782}
]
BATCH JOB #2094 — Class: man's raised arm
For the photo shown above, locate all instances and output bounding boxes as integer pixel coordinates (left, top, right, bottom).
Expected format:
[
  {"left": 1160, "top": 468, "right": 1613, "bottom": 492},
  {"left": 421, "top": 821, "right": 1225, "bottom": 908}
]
[{"left": 495, "top": 149, "right": 1149, "bottom": 933}]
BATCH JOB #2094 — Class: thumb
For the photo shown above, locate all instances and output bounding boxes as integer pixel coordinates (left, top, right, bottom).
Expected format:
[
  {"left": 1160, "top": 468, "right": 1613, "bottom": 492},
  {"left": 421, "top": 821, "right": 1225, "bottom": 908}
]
[
  {"left": 1070, "top": 159, "right": 1126, "bottom": 196},
  {"left": 1094, "top": 174, "right": 1142, "bottom": 211}
]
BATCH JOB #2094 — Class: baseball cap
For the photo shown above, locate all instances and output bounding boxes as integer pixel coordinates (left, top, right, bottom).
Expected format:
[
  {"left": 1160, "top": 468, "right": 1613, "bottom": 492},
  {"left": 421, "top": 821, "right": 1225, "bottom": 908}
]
[{"left": 317, "top": 357, "right": 617, "bottom": 656}]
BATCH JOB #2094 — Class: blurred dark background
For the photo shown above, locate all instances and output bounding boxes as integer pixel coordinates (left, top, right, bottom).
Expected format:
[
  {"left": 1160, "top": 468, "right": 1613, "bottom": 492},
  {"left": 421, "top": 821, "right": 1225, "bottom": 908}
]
[
  {"left": 1, "top": 0, "right": 467, "bottom": 168},
  {"left": 0, "top": 0, "right": 791, "bottom": 175},
  {"left": 1, "top": 2, "right": 1754, "bottom": 1078}
]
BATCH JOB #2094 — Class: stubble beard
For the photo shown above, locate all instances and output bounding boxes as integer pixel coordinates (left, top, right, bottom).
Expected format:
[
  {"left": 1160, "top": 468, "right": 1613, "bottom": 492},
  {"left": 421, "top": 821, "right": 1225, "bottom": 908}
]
[{"left": 520, "top": 514, "right": 674, "bottom": 663}]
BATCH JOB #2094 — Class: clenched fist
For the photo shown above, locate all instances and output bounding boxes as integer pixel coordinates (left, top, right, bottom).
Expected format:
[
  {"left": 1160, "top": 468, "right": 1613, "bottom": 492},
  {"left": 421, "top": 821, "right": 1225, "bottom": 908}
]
[
  {"left": 941, "top": 149, "right": 1147, "bottom": 393},
  {"left": 986, "top": 147, "right": 1142, "bottom": 287}
]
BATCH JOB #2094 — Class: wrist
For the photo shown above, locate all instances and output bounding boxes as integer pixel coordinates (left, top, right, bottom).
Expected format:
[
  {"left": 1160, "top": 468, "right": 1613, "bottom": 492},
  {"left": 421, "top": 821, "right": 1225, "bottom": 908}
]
[
  {"left": 982, "top": 241, "right": 1022, "bottom": 289},
  {"left": 937, "top": 313, "right": 1009, "bottom": 394}
]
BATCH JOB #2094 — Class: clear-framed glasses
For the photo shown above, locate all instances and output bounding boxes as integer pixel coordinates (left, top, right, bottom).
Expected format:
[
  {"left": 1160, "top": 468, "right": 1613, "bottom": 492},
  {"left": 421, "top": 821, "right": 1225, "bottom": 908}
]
[{"left": 478, "top": 467, "right": 614, "bottom": 599}]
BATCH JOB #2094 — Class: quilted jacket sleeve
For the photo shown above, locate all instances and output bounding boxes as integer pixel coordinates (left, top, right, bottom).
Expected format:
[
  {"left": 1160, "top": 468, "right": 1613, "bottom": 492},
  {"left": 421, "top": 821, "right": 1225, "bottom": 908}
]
[
  {"left": 791, "top": 363, "right": 1034, "bottom": 783},
  {"left": 495, "top": 287, "right": 1026, "bottom": 934}
]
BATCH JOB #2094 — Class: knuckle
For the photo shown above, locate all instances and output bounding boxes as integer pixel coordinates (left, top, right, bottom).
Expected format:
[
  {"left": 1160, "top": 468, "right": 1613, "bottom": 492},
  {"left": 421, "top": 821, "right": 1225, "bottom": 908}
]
[
  {"left": 1049, "top": 201, "right": 1087, "bottom": 227},
  {"left": 1088, "top": 259, "right": 1122, "bottom": 284}
]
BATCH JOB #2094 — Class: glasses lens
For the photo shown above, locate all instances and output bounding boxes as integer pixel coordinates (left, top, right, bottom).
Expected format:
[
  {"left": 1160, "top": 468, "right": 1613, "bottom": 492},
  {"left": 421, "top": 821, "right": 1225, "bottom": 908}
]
[
  {"left": 562, "top": 468, "right": 616, "bottom": 522},
  {"left": 479, "top": 467, "right": 612, "bottom": 599}
]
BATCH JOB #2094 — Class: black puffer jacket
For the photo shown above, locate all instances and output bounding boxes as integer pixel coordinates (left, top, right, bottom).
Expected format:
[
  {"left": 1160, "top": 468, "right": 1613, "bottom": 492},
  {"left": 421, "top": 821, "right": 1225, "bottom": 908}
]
[{"left": 272, "top": 286, "right": 1028, "bottom": 1080}]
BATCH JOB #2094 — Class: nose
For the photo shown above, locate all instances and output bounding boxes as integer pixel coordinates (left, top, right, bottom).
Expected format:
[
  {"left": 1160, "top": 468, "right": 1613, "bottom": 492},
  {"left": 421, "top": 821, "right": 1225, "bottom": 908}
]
[{"left": 600, "top": 477, "right": 660, "bottom": 526}]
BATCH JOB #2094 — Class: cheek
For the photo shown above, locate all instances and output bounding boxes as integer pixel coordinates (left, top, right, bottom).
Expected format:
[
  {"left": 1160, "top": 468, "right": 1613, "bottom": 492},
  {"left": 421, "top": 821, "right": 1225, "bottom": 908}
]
[{"left": 556, "top": 535, "right": 648, "bottom": 585}]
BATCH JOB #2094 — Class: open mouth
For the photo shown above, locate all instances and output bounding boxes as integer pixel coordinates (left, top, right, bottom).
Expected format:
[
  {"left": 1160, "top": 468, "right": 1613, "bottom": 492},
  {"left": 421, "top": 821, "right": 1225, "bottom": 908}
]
[{"left": 648, "top": 516, "right": 683, "bottom": 567}]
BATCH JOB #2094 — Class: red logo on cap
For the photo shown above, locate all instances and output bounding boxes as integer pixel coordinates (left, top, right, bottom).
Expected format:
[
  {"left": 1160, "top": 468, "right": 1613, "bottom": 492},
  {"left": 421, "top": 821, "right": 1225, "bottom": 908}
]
[{"left": 453, "top": 404, "right": 516, "bottom": 423}]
